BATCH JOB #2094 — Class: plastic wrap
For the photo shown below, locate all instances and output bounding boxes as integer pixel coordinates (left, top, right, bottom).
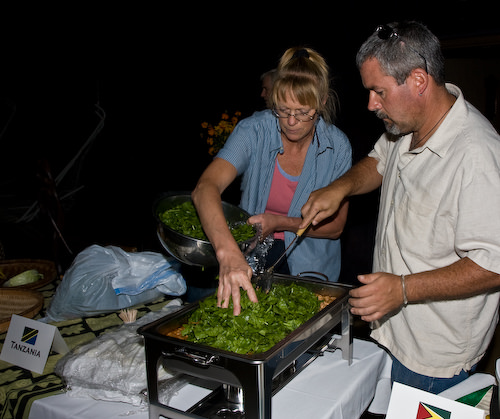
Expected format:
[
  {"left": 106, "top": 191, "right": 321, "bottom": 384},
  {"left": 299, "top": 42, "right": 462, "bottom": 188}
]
[
  {"left": 244, "top": 230, "right": 274, "bottom": 274},
  {"left": 55, "top": 299, "right": 188, "bottom": 407}
]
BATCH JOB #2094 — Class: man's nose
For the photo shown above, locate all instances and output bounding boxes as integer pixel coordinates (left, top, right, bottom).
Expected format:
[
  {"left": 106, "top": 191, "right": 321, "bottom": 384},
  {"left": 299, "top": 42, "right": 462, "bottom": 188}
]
[{"left": 367, "top": 91, "right": 381, "bottom": 112}]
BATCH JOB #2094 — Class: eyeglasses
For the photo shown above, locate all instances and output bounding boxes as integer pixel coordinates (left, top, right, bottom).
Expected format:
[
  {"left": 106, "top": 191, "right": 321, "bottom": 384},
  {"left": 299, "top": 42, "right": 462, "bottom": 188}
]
[
  {"left": 376, "top": 24, "right": 428, "bottom": 74},
  {"left": 272, "top": 108, "right": 317, "bottom": 122}
]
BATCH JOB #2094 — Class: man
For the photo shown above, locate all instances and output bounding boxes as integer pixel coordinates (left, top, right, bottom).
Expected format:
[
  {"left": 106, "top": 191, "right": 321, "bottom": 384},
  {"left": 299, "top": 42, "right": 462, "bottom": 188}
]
[
  {"left": 300, "top": 21, "right": 500, "bottom": 393},
  {"left": 260, "top": 69, "right": 276, "bottom": 109}
]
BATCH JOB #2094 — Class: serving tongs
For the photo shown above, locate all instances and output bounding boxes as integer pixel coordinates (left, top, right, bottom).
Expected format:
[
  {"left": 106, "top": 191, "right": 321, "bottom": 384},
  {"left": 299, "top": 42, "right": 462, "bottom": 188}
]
[{"left": 257, "top": 221, "right": 312, "bottom": 292}]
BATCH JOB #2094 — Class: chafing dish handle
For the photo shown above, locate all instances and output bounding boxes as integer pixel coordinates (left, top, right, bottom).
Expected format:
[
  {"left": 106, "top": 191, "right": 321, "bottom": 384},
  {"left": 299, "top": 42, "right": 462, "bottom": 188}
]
[
  {"left": 297, "top": 271, "right": 328, "bottom": 281},
  {"left": 162, "top": 348, "right": 219, "bottom": 367}
]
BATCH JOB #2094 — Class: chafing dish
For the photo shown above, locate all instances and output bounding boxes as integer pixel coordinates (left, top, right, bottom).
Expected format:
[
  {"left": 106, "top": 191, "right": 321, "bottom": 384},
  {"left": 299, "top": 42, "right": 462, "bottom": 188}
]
[{"left": 138, "top": 273, "right": 352, "bottom": 419}]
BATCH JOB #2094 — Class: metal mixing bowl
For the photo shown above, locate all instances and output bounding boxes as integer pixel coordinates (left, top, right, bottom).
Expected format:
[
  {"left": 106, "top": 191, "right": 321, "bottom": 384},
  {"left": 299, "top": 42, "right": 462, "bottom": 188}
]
[{"left": 154, "top": 194, "right": 255, "bottom": 267}]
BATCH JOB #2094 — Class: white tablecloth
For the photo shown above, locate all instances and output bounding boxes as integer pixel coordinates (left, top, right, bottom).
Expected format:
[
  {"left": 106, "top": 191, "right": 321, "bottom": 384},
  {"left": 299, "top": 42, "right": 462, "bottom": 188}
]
[{"left": 29, "top": 338, "right": 392, "bottom": 419}]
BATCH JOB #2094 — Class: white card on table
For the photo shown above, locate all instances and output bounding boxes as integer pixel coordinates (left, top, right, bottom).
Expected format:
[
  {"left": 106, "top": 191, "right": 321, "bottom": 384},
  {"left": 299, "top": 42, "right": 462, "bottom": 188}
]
[
  {"left": 0, "top": 314, "right": 69, "bottom": 374},
  {"left": 386, "top": 382, "right": 485, "bottom": 419}
]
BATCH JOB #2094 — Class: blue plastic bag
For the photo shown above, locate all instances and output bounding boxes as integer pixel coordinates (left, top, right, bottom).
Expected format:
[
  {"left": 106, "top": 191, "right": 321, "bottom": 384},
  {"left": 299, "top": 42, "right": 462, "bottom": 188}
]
[
  {"left": 109, "top": 247, "right": 185, "bottom": 296},
  {"left": 47, "top": 245, "right": 186, "bottom": 321}
]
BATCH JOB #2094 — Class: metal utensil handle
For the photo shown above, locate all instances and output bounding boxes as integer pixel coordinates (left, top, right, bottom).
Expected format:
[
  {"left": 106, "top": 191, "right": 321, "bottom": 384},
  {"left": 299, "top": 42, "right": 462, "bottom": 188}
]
[
  {"left": 296, "top": 225, "right": 308, "bottom": 237},
  {"left": 269, "top": 220, "right": 312, "bottom": 271},
  {"left": 296, "top": 219, "right": 312, "bottom": 236}
]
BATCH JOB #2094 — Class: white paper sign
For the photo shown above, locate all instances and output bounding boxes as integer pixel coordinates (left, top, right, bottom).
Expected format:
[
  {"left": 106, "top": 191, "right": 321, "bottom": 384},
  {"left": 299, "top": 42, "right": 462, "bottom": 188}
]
[
  {"left": 386, "top": 382, "right": 485, "bottom": 419},
  {"left": 0, "top": 314, "right": 69, "bottom": 374}
]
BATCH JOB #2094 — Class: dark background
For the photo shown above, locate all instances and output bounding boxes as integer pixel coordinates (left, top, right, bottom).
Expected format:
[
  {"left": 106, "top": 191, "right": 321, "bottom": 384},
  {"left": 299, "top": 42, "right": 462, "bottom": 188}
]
[{"left": 1, "top": 3, "right": 500, "bottom": 282}]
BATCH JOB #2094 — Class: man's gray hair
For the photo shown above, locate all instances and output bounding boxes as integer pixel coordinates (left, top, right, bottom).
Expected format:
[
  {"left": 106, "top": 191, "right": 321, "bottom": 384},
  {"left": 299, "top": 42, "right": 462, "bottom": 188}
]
[{"left": 356, "top": 21, "right": 445, "bottom": 86}]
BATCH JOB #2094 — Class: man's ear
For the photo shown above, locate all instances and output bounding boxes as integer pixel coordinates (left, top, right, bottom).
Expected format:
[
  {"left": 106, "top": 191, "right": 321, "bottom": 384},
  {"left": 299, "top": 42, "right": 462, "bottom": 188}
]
[{"left": 411, "top": 68, "right": 429, "bottom": 97}]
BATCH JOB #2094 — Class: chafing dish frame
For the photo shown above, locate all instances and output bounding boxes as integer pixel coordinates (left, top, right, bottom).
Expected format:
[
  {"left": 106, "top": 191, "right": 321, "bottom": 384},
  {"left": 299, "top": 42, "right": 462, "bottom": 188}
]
[{"left": 138, "top": 274, "right": 353, "bottom": 419}]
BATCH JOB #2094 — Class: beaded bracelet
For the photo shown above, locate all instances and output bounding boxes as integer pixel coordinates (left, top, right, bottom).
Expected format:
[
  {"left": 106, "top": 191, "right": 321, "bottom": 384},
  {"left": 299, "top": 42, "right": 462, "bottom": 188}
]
[{"left": 400, "top": 274, "right": 408, "bottom": 306}]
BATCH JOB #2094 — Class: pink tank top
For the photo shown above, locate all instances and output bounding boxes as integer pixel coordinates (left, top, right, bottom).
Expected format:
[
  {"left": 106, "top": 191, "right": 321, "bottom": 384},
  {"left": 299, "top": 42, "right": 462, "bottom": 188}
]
[{"left": 265, "top": 158, "right": 299, "bottom": 240}]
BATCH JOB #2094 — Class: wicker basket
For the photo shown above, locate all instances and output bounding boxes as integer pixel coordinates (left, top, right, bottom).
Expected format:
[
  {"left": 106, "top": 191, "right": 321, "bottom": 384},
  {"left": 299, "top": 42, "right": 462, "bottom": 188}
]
[
  {"left": 0, "top": 288, "right": 44, "bottom": 333},
  {"left": 0, "top": 259, "right": 57, "bottom": 289}
]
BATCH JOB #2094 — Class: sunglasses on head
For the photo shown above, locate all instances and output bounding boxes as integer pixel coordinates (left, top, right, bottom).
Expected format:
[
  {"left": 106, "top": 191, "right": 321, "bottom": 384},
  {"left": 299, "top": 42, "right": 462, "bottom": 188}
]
[{"left": 376, "top": 24, "right": 428, "bottom": 74}]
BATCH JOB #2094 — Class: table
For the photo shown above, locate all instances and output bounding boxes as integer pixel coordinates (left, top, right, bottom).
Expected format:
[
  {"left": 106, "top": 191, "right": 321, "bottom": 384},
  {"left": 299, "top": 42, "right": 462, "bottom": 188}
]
[
  {"left": 0, "top": 281, "right": 176, "bottom": 419},
  {"left": 29, "top": 338, "right": 392, "bottom": 419}
]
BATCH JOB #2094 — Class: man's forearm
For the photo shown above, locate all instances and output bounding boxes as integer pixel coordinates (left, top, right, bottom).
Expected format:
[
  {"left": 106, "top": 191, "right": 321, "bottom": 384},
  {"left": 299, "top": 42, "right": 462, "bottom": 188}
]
[{"left": 405, "top": 257, "right": 500, "bottom": 303}]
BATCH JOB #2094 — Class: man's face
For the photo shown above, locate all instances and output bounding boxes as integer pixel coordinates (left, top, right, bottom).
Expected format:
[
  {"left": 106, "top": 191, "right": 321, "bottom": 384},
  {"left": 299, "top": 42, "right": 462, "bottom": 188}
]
[
  {"left": 360, "top": 58, "right": 417, "bottom": 136},
  {"left": 261, "top": 75, "right": 273, "bottom": 108}
]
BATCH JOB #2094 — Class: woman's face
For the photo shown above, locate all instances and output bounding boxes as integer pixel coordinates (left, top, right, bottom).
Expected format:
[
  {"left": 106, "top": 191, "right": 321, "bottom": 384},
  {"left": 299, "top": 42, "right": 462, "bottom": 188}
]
[{"left": 275, "top": 94, "right": 317, "bottom": 144}]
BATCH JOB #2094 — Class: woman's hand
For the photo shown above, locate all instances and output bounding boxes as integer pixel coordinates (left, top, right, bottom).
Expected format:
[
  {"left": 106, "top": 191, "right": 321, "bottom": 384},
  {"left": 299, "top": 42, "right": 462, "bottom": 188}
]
[
  {"left": 248, "top": 213, "right": 285, "bottom": 239},
  {"left": 216, "top": 247, "right": 257, "bottom": 316}
]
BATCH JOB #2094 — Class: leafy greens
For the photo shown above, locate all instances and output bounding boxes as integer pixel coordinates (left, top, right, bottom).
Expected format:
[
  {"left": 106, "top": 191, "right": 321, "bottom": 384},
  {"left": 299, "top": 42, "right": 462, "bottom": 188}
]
[
  {"left": 159, "top": 201, "right": 255, "bottom": 242},
  {"left": 181, "top": 283, "right": 321, "bottom": 354}
]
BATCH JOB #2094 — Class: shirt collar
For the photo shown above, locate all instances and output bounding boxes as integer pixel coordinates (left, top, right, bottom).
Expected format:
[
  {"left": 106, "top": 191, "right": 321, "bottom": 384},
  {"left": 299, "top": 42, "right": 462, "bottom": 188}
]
[{"left": 411, "top": 83, "right": 464, "bottom": 158}]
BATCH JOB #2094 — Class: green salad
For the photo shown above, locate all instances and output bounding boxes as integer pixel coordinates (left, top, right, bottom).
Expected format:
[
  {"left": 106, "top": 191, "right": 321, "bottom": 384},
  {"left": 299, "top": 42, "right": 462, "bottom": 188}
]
[
  {"left": 158, "top": 201, "right": 255, "bottom": 242},
  {"left": 181, "top": 283, "right": 321, "bottom": 354}
]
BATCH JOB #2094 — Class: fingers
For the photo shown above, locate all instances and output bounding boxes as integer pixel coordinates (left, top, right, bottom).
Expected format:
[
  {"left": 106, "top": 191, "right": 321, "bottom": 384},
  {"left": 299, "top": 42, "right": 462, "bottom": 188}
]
[
  {"left": 348, "top": 273, "right": 400, "bottom": 322},
  {"left": 217, "top": 283, "right": 231, "bottom": 309},
  {"left": 299, "top": 188, "right": 339, "bottom": 229},
  {"left": 231, "top": 287, "right": 242, "bottom": 316},
  {"left": 217, "top": 266, "right": 256, "bottom": 316},
  {"left": 247, "top": 214, "right": 260, "bottom": 225},
  {"left": 349, "top": 294, "right": 384, "bottom": 322},
  {"left": 242, "top": 281, "right": 258, "bottom": 303},
  {"left": 299, "top": 199, "right": 322, "bottom": 228}
]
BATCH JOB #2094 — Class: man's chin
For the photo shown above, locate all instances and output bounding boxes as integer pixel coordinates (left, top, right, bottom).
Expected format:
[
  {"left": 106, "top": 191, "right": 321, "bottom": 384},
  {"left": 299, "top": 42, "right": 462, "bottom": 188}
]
[{"left": 384, "top": 122, "right": 404, "bottom": 137}]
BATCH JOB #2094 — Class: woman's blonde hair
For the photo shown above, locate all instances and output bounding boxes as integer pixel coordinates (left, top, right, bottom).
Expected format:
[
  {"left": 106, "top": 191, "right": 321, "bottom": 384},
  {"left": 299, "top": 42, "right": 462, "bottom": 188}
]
[{"left": 271, "top": 47, "right": 338, "bottom": 124}]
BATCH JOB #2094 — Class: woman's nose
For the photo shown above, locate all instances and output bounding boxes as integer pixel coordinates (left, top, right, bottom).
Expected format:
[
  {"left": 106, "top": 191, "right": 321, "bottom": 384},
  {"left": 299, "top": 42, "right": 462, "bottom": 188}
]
[{"left": 287, "top": 114, "right": 299, "bottom": 125}]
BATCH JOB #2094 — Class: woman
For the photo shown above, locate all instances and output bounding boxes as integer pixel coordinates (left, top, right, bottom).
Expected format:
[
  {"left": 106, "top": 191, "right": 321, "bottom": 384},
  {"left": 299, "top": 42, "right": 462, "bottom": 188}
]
[{"left": 192, "top": 47, "right": 352, "bottom": 315}]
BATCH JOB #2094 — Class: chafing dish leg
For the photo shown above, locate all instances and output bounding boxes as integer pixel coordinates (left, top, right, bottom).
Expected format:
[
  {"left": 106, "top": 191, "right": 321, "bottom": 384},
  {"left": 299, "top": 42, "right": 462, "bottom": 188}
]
[
  {"left": 227, "top": 360, "right": 273, "bottom": 419},
  {"left": 143, "top": 340, "right": 161, "bottom": 417},
  {"left": 144, "top": 341, "right": 203, "bottom": 419},
  {"left": 325, "top": 302, "right": 353, "bottom": 365},
  {"left": 340, "top": 301, "right": 353, "bottom": 365}
]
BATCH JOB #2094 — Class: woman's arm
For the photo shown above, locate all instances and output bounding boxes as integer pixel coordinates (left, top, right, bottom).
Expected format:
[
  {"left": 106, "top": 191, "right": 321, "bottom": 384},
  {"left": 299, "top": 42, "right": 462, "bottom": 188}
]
[
  {"left": 249, "top": 199, "right": 349, "bottom": 239},
  {"left": 192, "top": 158, "right": 257, "bottom": 315}
]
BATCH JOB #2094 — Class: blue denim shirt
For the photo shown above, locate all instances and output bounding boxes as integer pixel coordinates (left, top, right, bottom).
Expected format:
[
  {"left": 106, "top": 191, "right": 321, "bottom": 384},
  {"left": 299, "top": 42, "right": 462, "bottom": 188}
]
[{"left": 217, "top": 110, "right": 352, "bottom": 281}]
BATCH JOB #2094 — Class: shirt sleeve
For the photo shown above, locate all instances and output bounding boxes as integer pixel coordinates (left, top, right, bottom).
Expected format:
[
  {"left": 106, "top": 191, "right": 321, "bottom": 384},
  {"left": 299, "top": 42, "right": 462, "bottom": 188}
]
[
  {"left": 334, "top": 132, "right": 353, "bottom": 178},
  {"left": 455, "top": 144, "right": 500, "bottom": 274},
  {"left": 216, "top": 119, "right": 254, "bottom": 175},
  {"left": 368, "top": 134, "right": 392, "bottom": 176}
]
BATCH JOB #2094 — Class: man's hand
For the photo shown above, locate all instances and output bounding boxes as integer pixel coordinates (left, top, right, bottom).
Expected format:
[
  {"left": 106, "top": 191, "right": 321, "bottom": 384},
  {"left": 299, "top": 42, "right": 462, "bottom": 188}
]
[
  {"left": 301, "top": 156, "right": 382, "bottom": 231},
  {"left": 300, "top": 184, "right": 346, "bottom": 229},
  {"left": 348, "top": 272, "right": 405, "bottom": 322}
]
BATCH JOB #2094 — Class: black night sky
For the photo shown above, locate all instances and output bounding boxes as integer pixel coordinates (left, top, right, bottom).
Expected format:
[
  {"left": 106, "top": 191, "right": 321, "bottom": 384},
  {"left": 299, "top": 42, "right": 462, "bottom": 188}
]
[{"left": 1, "top": 4, "right": 499, "bottom": 279}]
